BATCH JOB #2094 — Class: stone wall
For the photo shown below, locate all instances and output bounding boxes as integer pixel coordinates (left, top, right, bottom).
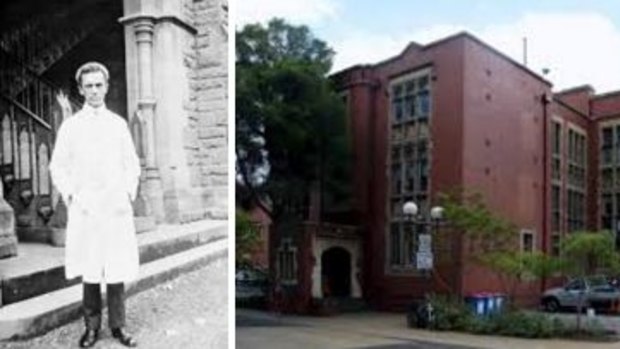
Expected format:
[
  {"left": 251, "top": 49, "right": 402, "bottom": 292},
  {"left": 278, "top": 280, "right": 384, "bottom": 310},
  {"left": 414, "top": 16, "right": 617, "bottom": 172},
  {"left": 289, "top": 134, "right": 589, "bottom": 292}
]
[
  {"left": 184, "top": 0, "right": 228, "bottom": 219},
  {"left": 0, "top": 180, "right": 17, "bottom": 258}
]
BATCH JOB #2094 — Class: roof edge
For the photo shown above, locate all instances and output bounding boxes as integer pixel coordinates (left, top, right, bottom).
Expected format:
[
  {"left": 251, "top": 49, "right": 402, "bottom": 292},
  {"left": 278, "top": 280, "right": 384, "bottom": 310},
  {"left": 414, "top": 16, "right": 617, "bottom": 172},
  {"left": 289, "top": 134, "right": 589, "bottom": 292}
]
[
  {"left": 555, "top": 84, "right": 595, "bottom": 96},
  {"left": 332, "top": 31, "right": 552, "bottom": 87}
]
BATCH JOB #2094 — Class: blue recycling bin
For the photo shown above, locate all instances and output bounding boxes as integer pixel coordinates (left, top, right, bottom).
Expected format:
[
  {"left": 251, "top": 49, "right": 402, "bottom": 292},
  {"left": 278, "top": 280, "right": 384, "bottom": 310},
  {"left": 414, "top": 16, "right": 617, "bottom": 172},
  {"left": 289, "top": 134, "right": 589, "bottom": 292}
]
[
  {"left": 486, "top": 294, "right": 496, "bottom": 313},
  {"left": 465, "top": 293, "right": 488, "bottom": 316},
  {"left": 465, "top": 293, "right": 506, "bottom": 316},
  {"left": 493, "top": 293, "right": 506, "bottom": 313}
]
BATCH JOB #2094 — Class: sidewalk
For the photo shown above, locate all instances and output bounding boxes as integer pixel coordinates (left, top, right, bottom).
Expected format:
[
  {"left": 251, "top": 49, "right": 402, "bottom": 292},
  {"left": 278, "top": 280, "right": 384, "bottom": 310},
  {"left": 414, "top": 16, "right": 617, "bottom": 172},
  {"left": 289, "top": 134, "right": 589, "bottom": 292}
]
[{"left": 237, "top": 309, "right": 620, "bottom": 349}]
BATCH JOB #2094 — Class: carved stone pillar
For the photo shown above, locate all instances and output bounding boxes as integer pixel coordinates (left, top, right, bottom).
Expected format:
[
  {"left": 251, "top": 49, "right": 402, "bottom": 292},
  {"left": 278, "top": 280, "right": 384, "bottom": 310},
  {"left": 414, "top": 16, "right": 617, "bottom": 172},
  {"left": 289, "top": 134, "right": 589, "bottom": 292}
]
[
  {"left": 0, "top": 180, "right": 18, "bottom": 258},
  {"left": 122, "top": 16, "right": 165, "bottom": 223},
  {"left": 121, "top": 0, "right": 205, "bottom": 224}
]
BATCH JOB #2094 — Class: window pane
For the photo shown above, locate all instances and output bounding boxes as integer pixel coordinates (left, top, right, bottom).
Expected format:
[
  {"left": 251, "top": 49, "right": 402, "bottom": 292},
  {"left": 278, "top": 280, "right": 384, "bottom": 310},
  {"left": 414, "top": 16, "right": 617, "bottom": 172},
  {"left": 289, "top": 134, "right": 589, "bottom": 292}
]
[
  {"left": 390, "top": 223, "right": 401, "bottom": 265},
  {"left": 551, "top": 234, "right": 561, "bottom": 256},
  {"left": 393, "top": 98, "right": 403, "bottom": 123},
  {"left": 405, "top": 161, "right": 415, "bottom": 192},
  {"left": 522, "top": 232, "right": 534, "bottom": 252},
  {"left": 603, "top": 127, "right": 613, "bottom": 147},
  {"left": 405, "top": 81, "right": 415, "bottom": 93},
  {"left": 418, "top": 76, "right": 429, "bottom": 89},
  {"left": 391, "top": 145, "right": 401, "bottom": 160},
  {"left": 552, "top": 158, "right": 560, "bottom": 180},
  {"left": 403, "top": 95, "right": 413, "bottom": 120},
  {"left": 392, "top": 85, "right": 402, "bottom": 97},
  {"left": 403, "top": 142, "right": 413, "bottom": 159},
  {"left": 418, "top": 90, "right": 430, "bottom": 116},
  {"left": 552, "top": 122, "right": 561, "bottom": 155},
  {"left": 391, "top": 164, "right": 402, "bottom": 194},
  {"left": 419, "top": 159, "right": 428, "bottom": 191},
  {"left": 403, "top": 223, "right": 414, "bottom": 266}
]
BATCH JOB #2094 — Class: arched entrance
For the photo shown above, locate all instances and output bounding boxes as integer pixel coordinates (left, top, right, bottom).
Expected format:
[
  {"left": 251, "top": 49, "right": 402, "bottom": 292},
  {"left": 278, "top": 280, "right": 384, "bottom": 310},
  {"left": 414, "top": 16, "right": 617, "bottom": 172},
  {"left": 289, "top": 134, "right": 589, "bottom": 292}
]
[{"left": 321, "top": 247, "right": 351, "bottom": 298}]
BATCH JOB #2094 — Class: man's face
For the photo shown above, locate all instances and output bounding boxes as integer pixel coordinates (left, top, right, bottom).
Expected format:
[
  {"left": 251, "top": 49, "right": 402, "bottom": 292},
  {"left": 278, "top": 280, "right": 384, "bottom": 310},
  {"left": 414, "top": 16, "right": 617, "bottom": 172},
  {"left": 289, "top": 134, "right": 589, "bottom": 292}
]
[{"left": 79, "top": 71, "right": 108, "bottom": 108}]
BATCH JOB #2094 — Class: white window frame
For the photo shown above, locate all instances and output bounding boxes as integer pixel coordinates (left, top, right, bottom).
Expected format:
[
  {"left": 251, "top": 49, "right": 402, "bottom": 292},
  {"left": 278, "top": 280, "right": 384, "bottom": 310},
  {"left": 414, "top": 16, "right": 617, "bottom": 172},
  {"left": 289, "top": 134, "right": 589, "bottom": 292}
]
[
  {"left": 277, "top": 238, "right": 298, "bottom": 285},
  {"left": 520, "top": 229, "right": 535, "bottom": 252}
]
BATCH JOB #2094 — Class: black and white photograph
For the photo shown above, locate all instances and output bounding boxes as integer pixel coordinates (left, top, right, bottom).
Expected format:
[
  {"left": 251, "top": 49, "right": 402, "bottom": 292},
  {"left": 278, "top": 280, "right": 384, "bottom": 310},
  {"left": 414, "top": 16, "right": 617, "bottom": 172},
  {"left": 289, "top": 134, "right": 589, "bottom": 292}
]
[{"left": 0, "top": 0, "right": 228, "bottom": 348}]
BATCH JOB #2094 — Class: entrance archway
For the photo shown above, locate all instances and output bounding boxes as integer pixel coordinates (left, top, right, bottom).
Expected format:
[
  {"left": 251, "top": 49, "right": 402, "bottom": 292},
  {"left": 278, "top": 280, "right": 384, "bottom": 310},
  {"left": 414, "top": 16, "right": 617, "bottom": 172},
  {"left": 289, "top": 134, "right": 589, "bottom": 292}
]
[{"left": 321, "top": 247, "right": 351, "bottom": 298}]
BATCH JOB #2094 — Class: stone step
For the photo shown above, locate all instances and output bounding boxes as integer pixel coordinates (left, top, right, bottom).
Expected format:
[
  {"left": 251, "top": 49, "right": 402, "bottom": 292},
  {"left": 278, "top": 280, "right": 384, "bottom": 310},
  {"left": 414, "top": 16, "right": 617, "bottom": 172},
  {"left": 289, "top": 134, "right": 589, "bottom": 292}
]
[
  {"left": 333, "top": 298, "right": 368, "bottom": 312},
  {"left": 312, "top": 298, "right": 368, "bottom": 315},
  {"left": 0, "top": 237, "right": 227, "bottom": 339},
  {"left": 0, "top": 220, "right": 227, "bottom": 306}
]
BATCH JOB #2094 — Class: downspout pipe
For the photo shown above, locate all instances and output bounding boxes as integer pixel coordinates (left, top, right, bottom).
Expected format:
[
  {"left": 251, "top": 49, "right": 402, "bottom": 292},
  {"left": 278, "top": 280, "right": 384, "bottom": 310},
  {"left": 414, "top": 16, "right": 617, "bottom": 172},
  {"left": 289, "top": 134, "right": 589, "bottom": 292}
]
[{"left": 541, "top": 92, "right": 552, "bottom": 292}]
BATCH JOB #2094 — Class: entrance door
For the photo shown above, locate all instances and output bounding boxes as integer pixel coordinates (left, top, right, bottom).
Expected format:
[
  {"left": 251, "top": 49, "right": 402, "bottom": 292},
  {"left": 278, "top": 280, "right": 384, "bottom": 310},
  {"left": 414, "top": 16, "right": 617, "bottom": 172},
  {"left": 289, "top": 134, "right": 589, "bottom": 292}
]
[{"left": 321, "top": 247, "right": 351, "bottom": 298}]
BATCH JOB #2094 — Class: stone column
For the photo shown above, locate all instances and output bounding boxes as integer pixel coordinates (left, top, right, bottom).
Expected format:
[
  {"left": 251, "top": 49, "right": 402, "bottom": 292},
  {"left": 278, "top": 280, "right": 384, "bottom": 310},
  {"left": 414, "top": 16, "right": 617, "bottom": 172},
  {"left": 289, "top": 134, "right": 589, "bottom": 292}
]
[
  {"left": 125, "top": 16, "right": 166, "bottom": 223},
  {"left": 0, "top": 180, "right": 18, "bottom": 258},
  {"left": 121, "top": 0, "right": 216, "bottom": 224}
]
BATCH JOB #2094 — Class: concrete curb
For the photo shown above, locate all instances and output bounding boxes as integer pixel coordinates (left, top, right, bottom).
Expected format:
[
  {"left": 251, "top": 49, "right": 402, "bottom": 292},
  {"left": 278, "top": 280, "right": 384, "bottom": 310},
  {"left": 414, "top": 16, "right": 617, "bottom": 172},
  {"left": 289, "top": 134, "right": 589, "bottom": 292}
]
[{"left": 0, "top": 238, "right": 227, "bottom": 340}]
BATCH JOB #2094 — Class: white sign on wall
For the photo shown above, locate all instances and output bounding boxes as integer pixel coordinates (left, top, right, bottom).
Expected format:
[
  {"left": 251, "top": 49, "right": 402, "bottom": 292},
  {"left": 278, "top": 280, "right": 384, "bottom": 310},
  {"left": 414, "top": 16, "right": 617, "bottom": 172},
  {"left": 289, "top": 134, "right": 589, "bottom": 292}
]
[
  {"left": 416, "top": 251, "right": 433, "bottom": 270},
  {"left": 417, "top": 233, "right": 433, "bottom": 270},
  {"left": 418, "top": 233, "right": 432, "bottom": 252}
]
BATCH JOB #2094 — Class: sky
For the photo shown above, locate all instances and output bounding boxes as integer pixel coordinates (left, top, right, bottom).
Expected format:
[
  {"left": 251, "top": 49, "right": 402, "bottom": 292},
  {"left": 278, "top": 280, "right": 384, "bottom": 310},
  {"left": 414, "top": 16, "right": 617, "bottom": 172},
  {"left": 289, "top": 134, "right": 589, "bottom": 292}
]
[{"left": 236, "top": 0, "right": 620, "bottom": 94}]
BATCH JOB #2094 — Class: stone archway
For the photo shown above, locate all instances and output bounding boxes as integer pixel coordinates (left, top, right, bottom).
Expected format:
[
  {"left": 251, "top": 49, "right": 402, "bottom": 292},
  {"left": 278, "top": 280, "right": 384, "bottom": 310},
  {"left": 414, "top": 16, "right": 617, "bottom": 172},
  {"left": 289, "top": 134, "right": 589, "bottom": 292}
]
[{"left": 321, "top": 247, "right": 351, "bottom": 298}]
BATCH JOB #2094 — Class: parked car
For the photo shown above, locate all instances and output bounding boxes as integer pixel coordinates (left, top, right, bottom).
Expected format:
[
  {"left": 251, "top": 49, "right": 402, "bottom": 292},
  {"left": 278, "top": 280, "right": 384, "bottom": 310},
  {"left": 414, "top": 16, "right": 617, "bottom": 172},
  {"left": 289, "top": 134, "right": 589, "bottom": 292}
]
[
  {"left": 541, "top": 276, "right": 620, "bottom": 313},
  {"left": 235, "top": 266, "right": 269, "bottom": 307},
  {"left": 608, "top": 276, "right": 620, "bottom": 289}
]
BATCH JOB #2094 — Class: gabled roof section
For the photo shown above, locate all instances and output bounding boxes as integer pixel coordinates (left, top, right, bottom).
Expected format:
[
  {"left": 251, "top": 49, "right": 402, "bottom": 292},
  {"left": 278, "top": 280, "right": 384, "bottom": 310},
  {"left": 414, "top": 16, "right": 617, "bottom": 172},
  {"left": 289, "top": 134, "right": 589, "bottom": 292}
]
[
  {"left": 399, "top": 41, "right": 422, "bottom": 56},
  {"left": 332, "top": 31, "right": 553, "bottom": 87},
  {"left": 449, "top": 32, "right": 552, "bottom": 87}
]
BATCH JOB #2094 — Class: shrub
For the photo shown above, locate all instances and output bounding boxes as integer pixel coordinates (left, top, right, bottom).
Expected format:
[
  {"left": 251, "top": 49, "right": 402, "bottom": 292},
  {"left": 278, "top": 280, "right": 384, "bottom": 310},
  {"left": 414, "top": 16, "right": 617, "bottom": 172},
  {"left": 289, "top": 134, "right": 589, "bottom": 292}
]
[
  {"left": 422, "top": 294, "right": 597, "bottom": 339},
  {"left": 427, "top": 294, "right": 474, "bottom": 331},
  {"left": 492, "top": 311, "right": 560, "bottom": 338}
]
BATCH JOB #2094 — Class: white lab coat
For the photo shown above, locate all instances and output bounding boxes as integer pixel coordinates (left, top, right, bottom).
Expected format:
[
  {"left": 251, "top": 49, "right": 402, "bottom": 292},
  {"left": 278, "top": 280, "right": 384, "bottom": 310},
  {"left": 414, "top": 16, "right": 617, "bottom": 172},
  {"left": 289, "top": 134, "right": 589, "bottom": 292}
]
[{"left": 49, "top": 104, "right": 141, "bottom": 283}]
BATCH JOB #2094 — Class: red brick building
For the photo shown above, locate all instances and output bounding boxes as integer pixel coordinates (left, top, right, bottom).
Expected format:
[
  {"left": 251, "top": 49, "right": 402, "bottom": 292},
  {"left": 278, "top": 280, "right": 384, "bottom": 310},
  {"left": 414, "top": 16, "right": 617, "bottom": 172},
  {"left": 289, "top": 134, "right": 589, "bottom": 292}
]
[{"left": 269, "top": 31, "right": 620, "bottom": 312}]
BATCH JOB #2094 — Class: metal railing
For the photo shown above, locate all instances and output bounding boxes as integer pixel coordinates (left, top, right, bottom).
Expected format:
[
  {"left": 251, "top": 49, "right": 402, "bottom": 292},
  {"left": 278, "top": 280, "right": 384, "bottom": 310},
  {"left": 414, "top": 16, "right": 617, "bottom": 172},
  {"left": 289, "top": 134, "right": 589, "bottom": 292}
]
[
  {"left": 0, "top": 49, "right": 79, "bottom": 127},
  {"left": 1, "top": 94, "right": 55, "bottom": 201}
]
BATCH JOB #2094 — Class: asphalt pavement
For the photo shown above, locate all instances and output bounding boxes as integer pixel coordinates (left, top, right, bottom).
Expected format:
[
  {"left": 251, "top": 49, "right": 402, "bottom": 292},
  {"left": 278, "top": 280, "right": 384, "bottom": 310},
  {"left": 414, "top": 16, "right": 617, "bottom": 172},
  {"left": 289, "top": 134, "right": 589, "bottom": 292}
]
[
  {"left": 236, "top": 309, "right": 620, "bottom": 349},
  {"left": 236, "top": 310, "right": 482, "bottom": 349}
]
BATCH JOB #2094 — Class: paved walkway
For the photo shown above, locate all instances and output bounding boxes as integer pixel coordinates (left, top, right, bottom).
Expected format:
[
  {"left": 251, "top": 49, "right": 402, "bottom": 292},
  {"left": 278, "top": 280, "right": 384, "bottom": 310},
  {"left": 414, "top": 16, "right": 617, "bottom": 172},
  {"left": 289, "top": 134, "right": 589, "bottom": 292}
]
[
  {"left": 237, "top": 309, "right": 620, "bottom": 349},
  {"left": 0, "top": 257, "right": 227, "bottom": 348}
]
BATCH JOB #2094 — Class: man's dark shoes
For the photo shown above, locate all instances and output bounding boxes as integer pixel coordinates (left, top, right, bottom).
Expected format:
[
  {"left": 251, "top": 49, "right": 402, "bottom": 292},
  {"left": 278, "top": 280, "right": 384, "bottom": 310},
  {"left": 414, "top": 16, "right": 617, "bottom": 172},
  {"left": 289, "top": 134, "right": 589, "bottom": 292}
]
[
  {"left": 111, "top": 328, "right": 138, "bottom": 347},
  {"left": 79, "top": 329, "right": 99, "bottom": 348}
]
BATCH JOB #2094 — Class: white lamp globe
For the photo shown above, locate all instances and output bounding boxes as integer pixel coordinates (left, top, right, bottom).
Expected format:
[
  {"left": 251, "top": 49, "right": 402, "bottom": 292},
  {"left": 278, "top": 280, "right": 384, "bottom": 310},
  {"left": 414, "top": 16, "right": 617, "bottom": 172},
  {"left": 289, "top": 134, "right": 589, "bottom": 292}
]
[
  {"left": 430, "top": 206, "right": 444, "bottom": 220},
  {"left": 403, "top": 201, "right": 418, "bottom": 216}
]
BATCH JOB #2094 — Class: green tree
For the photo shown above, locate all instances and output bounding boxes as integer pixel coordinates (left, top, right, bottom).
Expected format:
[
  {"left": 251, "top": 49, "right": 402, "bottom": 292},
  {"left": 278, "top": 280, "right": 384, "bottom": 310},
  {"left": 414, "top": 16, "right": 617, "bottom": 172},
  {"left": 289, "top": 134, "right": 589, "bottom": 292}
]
[
  {"left": 560, "top": 231, "right": 620, "bottom": 276},
  {"left": 559, "top": 231, "right": 620, "bottom": 331},
  {"left": 439, "top": 190, "right": 562, "bottom": 304},
  {"left": 236, "top": 18, "right": 350, "bottom": 222},
  {"left": 235, "top": 210, "right": 261, "bottom": 266}
]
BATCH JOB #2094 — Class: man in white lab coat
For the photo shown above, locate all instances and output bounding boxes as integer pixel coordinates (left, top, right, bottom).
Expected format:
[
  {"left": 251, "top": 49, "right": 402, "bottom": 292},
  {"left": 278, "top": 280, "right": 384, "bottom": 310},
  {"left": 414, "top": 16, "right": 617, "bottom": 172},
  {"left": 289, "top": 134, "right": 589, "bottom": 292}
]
[{"left": 50, "top": 62, "right": 140, "bottom": 348}]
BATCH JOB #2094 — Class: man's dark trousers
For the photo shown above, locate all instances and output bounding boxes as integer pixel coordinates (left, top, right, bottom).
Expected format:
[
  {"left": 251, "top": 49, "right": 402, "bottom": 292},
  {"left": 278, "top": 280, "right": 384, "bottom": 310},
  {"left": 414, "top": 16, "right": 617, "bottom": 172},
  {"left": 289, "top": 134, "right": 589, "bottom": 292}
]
[{"left": 83, "top": 283, "right": 125, "bottom": 330}]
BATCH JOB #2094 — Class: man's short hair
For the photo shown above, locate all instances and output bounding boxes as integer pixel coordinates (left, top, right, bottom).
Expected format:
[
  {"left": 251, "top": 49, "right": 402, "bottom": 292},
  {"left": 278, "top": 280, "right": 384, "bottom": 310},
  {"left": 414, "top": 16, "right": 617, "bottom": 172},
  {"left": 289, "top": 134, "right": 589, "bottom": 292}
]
[{"left": 75, "top": 62, "right": 109, "bottom": 85}]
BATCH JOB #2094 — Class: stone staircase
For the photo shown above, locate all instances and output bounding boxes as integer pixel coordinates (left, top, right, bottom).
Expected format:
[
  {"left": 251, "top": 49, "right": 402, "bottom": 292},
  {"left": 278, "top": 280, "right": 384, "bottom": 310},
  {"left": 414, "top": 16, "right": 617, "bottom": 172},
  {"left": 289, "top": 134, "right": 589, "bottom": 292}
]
[{"left": 0, "top": 219, "right": 228, "bottom": 339}]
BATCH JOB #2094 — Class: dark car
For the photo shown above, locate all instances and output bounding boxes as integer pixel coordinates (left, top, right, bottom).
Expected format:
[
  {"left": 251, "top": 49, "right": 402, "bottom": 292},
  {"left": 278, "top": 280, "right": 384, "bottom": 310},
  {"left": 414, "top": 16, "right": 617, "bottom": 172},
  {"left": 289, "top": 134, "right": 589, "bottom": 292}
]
[{"left": 235, "top": 266, "right": 269, "bottom": 307}]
